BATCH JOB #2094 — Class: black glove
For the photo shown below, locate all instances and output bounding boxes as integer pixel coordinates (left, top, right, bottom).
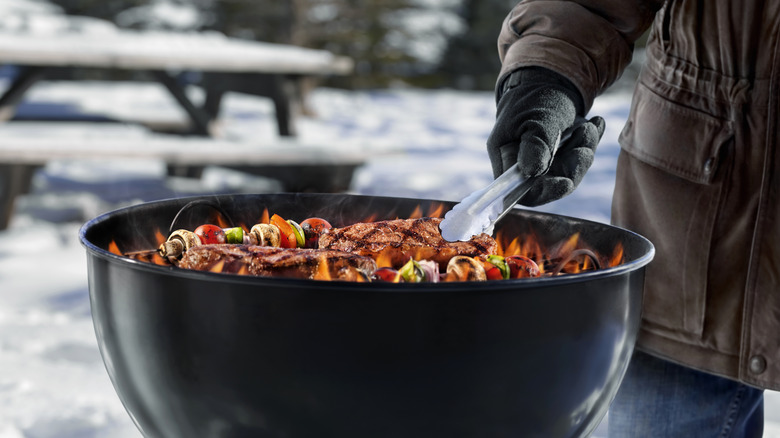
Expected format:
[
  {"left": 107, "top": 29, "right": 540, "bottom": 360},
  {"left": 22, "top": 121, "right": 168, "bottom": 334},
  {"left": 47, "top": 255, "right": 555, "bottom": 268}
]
[{"left": 487, "top": 67, "right": 605, "bottom": 207}]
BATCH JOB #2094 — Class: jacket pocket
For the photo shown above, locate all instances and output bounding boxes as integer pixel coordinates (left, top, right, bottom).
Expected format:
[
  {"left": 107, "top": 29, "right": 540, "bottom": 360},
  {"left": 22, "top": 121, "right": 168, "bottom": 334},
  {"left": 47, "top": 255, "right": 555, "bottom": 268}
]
[{"left": 614, "top": 79, "right": 733, "bottom": 336}]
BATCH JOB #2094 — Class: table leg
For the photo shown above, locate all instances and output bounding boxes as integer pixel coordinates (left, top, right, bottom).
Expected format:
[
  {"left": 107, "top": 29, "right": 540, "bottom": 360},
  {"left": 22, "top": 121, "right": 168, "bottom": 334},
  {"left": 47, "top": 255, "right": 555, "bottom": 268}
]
[
  {"left": 0, "top": 66, "right": 47, "bottom": 122},
  {"left": 270, "top": 75, "right": 297, "bottom": 137},
  {"left": 203, "top": 81, "right": 225, "bottom": 121},
  {"left": 200, "top": 72, "right": 298, "bottom": 137},
  {"left": 0, "top": 164, "right": 38, "bottom": 230},
  {"left": 151, "top": 70, "right": 213, "bottom": 136}
]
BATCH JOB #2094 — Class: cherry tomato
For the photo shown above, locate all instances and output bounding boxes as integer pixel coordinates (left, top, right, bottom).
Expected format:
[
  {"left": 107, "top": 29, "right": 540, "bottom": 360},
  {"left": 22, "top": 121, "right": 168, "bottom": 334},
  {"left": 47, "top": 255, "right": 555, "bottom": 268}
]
[
  {"left": 270, "top": 214, "right": 297, "bottom": 248},
  {"left": 505, "top": 255, "right": 541, "bottom": 278},
  {"left": 194, "top": 224, "right": 226, "bottom": 244},
  {"left": 300, "top": 217, "right": 333, "bottom": 248},
  {"left": 373, "top": 267, "right": 402, "bottom": 283}
]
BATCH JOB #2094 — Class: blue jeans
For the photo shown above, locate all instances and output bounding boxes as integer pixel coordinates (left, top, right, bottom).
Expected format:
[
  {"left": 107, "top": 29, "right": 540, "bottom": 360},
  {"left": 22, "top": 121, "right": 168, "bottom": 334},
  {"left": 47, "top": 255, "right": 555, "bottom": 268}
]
[{"left": 608, "top": 350, "right": 764, "bottom": 438}]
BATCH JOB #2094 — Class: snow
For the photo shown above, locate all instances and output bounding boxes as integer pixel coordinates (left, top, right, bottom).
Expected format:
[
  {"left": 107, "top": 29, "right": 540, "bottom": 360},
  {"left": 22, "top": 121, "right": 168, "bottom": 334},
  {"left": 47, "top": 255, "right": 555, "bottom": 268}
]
[{"left": 115, "top": 1, "right": 205, "bottom": 31}]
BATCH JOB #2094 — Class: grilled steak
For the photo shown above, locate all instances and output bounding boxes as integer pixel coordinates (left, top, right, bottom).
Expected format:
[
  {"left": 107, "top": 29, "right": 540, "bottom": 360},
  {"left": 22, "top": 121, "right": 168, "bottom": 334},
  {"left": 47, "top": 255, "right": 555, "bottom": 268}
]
[
  {"left": 318, "top": 217, "right": 497, "bottom": 269},
  {"left": 179, "top": 244, "right": 377, "bottom": 281}
]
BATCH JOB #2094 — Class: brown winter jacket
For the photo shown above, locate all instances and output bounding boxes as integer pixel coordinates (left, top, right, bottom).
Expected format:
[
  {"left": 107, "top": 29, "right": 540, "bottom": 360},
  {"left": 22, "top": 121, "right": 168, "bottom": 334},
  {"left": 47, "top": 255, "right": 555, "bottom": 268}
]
[{"left": 498, "top": 0, "right": 780, "bottom": 391}]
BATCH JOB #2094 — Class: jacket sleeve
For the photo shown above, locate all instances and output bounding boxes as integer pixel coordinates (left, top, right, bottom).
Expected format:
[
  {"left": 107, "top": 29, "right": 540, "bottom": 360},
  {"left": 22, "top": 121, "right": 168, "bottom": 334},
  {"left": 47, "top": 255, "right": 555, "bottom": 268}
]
[{"left": 498, "top": 0, "right": 662, "bottom": 111}]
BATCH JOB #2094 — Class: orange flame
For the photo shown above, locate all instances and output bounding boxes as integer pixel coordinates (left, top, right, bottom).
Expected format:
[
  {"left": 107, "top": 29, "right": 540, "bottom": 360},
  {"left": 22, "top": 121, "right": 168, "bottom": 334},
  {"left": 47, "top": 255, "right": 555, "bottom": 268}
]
[
  {"left": 375, "top": 248, "right": 394, "bottom": 268},
  {"left": 209, "top": 260, "right": 225, "bottom": 273},
  {"left": 108, "top": 241, "right": 122, "bottom": 255},
  {"left": 409, "top": 206, "right": 423, "bottom": 219},
  {"left": 313, "top": 255, "right": 332, "bottom": 281},
  {"left": 257, "top": 208, "right": 270, "bottom": 225},
  {"left": 581, "top": 256, "right": 592, "bottom": 272},
  {"left": 609, "top": 243, "right": 625, "bottom": 267},
  {"left": 150, "top": 253, "right": 167, "bottom": 265},
  {"left": 559, "top": 233, "right": 581, "bottom": 255},
  {"left": 216, "top": 216, "right": 230, "bottom": 228},
  {"left": 154, "top": 229, "right": 166, "bottom": 246},
  {"left": 427, "top": 203, "right": 445, "bottom": 218},
  {"left": 495, "top": 230, "right": 547, "bottom": 272}
]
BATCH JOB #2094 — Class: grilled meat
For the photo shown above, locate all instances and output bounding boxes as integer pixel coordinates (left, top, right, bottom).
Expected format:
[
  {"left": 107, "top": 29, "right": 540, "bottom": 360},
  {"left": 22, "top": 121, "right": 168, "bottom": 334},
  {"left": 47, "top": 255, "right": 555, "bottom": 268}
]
[
  {"left": 318, "top": 217, "right": 497, "bottom": 269},
  {"left": 179, "top": 244, "right": 377, "bottom": 281}
]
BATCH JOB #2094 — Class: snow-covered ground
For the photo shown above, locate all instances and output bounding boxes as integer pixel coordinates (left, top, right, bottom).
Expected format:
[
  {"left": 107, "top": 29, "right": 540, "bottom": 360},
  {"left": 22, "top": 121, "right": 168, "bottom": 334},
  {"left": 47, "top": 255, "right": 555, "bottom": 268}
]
[{"left": 0, "top": 79, "right": 778, "bottom": 437}]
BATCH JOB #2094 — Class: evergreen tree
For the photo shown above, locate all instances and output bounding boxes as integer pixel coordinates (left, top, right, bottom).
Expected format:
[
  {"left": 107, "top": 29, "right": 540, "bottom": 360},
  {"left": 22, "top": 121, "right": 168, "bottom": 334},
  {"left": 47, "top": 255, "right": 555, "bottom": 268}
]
[{"left": 435, "top": 0, "right": 518, "bottom": 90}]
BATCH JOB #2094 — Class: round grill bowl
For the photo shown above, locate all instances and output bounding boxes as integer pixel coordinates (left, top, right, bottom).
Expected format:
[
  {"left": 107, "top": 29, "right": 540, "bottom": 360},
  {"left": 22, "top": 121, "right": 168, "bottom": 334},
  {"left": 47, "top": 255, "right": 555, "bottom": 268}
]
[{"left": 79, "top": 193, "right": 654, "bottom": 438}]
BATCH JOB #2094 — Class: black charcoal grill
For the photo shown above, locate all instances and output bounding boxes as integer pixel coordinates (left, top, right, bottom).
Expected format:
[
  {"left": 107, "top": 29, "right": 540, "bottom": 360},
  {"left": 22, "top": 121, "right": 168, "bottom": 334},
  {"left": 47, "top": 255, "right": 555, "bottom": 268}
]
[{"left": 79, "top": 193, "right": 654, "bottom": 438}]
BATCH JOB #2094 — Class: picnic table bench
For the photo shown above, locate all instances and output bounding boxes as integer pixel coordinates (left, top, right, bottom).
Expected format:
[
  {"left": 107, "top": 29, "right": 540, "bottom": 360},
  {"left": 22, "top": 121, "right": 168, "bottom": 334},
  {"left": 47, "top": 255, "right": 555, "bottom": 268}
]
[
  {"left": 0, "top": 122, "right": 401, "bottom": 229},
  {"left": 0, "top": 20, "right": 367, "bottom": 230}
]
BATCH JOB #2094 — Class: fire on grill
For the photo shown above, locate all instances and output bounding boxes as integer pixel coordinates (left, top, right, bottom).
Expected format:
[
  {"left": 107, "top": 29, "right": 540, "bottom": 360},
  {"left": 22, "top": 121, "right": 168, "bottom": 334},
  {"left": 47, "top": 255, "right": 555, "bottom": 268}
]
[{"left": 112, "top": 203, "right": 625, "bottom": 282}]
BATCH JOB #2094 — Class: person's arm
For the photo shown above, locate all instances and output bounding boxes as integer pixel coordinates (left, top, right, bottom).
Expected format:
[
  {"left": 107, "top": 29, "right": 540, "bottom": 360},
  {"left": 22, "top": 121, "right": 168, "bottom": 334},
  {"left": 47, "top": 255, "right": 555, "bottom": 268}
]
[
  {"left": 488, "top": 0, "right": 661, "bottom": 206},
  {"left": 498, "top": 0, "right": 661, "bottom": 110}
]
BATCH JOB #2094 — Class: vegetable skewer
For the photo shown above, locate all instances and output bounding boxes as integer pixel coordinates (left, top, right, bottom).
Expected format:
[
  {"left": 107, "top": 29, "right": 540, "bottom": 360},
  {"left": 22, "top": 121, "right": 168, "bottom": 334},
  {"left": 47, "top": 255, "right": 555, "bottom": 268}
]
[{"left": 157, "top": 216, "right": 332, "bottom": 259}]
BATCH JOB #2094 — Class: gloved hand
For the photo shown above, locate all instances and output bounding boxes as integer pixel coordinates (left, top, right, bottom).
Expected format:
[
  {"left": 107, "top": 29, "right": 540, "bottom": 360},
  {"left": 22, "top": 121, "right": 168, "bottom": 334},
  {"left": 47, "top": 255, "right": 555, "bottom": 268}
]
[{"left": 487, "top": 67, "right": 605, "bottom": 207}]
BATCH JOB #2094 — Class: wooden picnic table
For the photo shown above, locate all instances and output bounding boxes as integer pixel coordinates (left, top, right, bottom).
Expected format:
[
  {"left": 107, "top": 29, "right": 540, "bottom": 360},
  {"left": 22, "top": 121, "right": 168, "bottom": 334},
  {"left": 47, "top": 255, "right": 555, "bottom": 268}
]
[
  {"left": 0, "top": 27, "right": 366, "bottom": 230},
  {"left": 0, "top": 29, "right": 353, "bottom": 136}
]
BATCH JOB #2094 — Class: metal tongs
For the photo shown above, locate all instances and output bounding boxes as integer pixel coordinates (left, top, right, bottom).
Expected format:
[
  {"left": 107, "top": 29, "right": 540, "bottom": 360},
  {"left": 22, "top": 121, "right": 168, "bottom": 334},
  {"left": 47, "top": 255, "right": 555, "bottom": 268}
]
[{"left": 439, "top": 132, "right": 565, "bottom": 242}]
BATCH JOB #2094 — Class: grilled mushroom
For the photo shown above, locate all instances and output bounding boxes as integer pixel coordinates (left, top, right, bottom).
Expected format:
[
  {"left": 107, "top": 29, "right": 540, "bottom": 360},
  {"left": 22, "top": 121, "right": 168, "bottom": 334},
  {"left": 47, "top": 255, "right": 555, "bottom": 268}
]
[
  {"left": 445, "top": 256, "right": 486, "bottom": 282},
  {"left": 159, "top": 229, "right": 201, "bottom": 259},
  {"left": 250, "top": 223, "right": 281, "bottom": 247}
]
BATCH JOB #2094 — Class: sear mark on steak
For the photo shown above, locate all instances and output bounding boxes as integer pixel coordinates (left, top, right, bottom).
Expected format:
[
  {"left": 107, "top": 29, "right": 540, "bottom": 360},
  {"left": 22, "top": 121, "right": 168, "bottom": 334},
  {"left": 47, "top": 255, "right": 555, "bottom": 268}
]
[
  {"left": 179, "top": 244, "right": 377, "bottom": 281},
  {"left": 318, "top": 217, "right": 497, "bottom": 269}
]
